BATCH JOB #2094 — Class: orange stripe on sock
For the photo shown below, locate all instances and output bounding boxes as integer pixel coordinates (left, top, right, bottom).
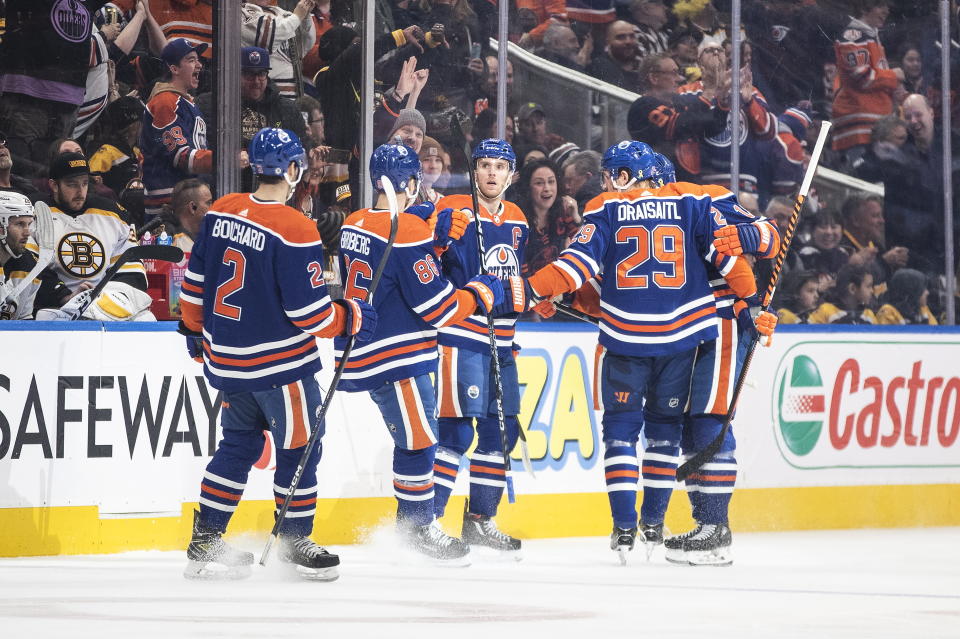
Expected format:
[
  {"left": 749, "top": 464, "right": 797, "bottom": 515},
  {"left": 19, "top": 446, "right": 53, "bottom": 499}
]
[
  {"left": 642, "top": 466, "right": 677, "bottom": 476},
  {"left": 605, "top": 469, "right": 640, "bottom": 480},
  {"left": 201, "top": 484, "right": 242, "bottom": 500},
  {"left": 433, "top": 465, "right": 458, "bottom": 478}
]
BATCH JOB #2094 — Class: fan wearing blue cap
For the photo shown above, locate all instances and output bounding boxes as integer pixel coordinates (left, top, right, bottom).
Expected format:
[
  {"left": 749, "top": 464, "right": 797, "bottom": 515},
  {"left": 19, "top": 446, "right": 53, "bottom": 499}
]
[{"left": 140, "top": 37, "right": 212, "bottom": 219}]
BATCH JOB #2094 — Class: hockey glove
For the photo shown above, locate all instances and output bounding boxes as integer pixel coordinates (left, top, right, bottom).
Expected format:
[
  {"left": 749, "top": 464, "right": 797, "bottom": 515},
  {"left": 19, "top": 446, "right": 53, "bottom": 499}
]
[
  {"left": 431, "top": 207, "right": 470, "bottom": 248},
  {"left": 490, "top": 276, "right": 528, "bottom": 316},
  {"left": 713, "top": 223, "right": 762, "bottom": 257},
  {"left": 733, "top": 296, "right": 777, "bottom": 347},
  {"left": 518, "top": 276, "right": 556, "bottom": 318},
  {"left": 335, "top": 298, "right": 378, "bottom": 343},
  {"left": 464, "top": 274, "right": 504, "bottom": 314},
  {"left": 177, "top": 320, "right": 205, "bottom": 363},
  {"left": 405, "top": 202, "right": 435, "bottom": 220}
]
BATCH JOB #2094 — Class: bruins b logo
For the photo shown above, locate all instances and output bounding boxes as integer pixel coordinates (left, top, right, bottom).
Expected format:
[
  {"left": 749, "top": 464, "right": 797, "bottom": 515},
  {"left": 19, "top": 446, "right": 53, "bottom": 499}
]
[{"left": 58, "top": 233, "right": 106, "bottom": 278}]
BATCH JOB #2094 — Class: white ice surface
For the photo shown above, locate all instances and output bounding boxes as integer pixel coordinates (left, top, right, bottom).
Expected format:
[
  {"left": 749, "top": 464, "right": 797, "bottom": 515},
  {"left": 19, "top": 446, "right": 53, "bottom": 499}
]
[{"left": 1, "top": 527, "right": 958, "bottom": 639}]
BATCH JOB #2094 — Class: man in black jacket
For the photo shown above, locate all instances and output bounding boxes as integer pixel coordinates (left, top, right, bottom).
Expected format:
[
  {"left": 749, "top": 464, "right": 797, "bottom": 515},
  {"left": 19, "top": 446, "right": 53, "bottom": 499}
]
[{"left": 198, "top": 47, "right": 305, "bottom": 191}]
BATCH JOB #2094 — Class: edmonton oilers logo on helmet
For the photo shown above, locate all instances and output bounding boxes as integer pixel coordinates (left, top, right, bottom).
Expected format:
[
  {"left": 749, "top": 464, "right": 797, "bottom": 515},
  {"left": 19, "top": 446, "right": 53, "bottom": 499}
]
[
  {"left": 58, "top": 232, "right": 107, "bottom": 278},
  {"left": 484, "top": 244, "right": 520, "bottom": 278},
  {"left": 52, "top": 0, "right": 92, "bottom": 43},
  {"left": 775, "top": 354, "right": 825, "bottom": 456}
]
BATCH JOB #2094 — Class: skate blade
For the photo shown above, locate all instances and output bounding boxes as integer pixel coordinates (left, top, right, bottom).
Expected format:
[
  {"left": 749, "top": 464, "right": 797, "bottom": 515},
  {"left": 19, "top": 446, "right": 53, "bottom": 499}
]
[
  {"left": 643, "top": 541, "right": 660, "bottom": 562},
  {"left": 664, "top": 548, "right": 688, "bottom": 564},
  {"left": 291, "top": 564, "right": 340, "bottom": 581},
  {"left": 616, "top": 547, "right": 629, "bottom": 566},
  {"left": 183, "top": 560, "right": 252, "bottom": 581},
  {"left": 469, "top": 545, "right": 523, "bottom": 562},
  {"left": 685, "top": 549, "right": 733, "bottom": 567}
]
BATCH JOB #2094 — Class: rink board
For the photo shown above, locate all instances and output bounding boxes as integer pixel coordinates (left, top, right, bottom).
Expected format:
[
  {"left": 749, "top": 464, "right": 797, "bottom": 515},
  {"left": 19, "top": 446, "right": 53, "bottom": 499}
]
[{"left": 1, "top": 322, "right": 958, "bottom": 556}]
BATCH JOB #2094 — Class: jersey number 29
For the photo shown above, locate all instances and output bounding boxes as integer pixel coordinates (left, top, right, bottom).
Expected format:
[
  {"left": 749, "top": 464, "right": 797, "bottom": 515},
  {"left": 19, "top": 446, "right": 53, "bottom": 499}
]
[{"left": 615, "top": 225, "right": 686, "bottom": 290}]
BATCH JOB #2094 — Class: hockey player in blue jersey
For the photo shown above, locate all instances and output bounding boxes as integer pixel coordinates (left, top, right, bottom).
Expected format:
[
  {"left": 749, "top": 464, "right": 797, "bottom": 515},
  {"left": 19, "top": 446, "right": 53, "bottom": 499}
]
[
  {"left": 336, "top": 143, "right": 505, "bottom": 562},
  {"left": 178, "top": 128, "right": 377, "bottom": 581},
  {"left": 650, "top": 153, "right": 780, "bottom": 566},
  {"left": 524, "top": 140, "right": 766, "bottom": 563},
  {"left": 430, "top": 139, "right": 529, "bottom": 554}
]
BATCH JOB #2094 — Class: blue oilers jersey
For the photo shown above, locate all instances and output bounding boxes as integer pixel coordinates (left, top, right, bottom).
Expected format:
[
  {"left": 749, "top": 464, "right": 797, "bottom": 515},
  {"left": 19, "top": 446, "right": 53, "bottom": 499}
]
[
  {"left": 534, "top": 184, "right": 730, "bottom": 357},
  {"left": 140, "top": 87, "right": 212, "bottom": 211},
  {"left": 335, "top": 208, "right": 479, "bottom": 392},
  {"left": 434, "top": 194, "right": 529, "bottom": 355},
  {"left": 677, "top": 82, "right": 777, "bottom": 193},
  {"left": 180, "top": 193, "right": 345, "bottom": 392}
]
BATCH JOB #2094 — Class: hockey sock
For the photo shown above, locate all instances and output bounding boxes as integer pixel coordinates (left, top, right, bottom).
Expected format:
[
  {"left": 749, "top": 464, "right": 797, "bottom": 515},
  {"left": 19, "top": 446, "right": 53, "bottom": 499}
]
[
  {"left": 639, "top": 440, "right": 680, "bottom": 525},
  {"left": 685, "top": 414, "right": 737, "bottom": 524},
  {"left": 468, "top": 449, "right": 507, "bottom": 517},
  {"left": 684, "top": 460, "right": 706, "bottom": 523},
  {"left": 394, "top": 446, "right": 436, "bottom": 527},
  {"left": 603, "top": 441, "right": 639, "bottom": 530},
  {"left": 273, "top": 440, "right": 322, "bottom": 537},
  {"left": 688, "top": 452, "right": 737, "bottom": 524},
  {"left": 432, "top": 446, "right": 462, "bottom": 518},
  {"left": 198, "top": 429, "right": 263, "bottom": 532}
]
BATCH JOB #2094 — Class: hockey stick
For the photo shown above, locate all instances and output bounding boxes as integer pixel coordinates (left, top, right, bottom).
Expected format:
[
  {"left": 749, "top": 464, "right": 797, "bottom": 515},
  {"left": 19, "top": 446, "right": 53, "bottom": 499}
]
[
  {"left": 260, "top": 177, "right": 400, "bottom": 567},
  {"left": 452, "top": 118, "right": 535, "bottom": 479},
  {"left": 69, "top": 244, "right": 183, "bottom": 319},
  {"left": 554, "top": 301, "right": 599, "bottom": 325},
  {"left": 676, "top": 120, "right": 832, "bottom": 482},
  {"left": 1, "top": 201, "right": 58, "bottom": 318}
]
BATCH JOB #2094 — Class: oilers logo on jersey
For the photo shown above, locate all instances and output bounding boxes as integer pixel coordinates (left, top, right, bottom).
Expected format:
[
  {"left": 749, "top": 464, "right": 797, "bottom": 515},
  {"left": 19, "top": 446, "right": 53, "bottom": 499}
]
[
  {"left": 484, "top": 244, "right": 520, "bottom": 278},
  {"left": 706, "top": 109, "right": 750, "bottom": 149},
  {"left": 193, "top": 115, "right": 208, "bottom": 149},
  {"left": 58, "top": 232, "right": 106, "bottom": 278}
]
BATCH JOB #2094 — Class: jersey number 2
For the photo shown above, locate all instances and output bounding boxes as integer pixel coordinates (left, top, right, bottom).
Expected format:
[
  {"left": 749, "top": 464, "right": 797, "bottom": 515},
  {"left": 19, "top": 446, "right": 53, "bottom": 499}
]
[
  {"left": 615, "top": 225, "right": 686, "bottom": 290},
  {"left": 214, "top": 248, "right": 246, "bottom": 320}
]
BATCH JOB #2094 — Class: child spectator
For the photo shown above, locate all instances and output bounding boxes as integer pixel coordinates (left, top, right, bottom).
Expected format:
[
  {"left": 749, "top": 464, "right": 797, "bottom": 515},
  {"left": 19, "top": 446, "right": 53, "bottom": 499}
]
[
  {"left": 809, "top": 264, "right": 877, "bottom": 325},
  {"left": 774, "top": 270, "right": 820, "bottom": 324},
  {"left": 876, "top": 268, "right": 937, "bottom": 325}
]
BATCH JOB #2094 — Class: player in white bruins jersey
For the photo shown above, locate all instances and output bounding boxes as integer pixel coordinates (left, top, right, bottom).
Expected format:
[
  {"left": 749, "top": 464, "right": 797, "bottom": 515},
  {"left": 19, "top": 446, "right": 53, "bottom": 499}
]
[
  {"left": 0, "top": 191, "right": 71, "bottom": 319},
  {"left": 29, "top": 152, "right": 153, "bottom": 321}
]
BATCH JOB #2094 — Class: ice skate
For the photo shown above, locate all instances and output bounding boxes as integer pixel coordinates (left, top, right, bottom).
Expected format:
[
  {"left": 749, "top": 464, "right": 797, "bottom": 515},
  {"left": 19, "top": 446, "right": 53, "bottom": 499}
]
[
  {"left": 277, "top": 535, "right": 341, "bottom": 581},
  {"left": 664, "top": 523, "right": 704, "bottom": 564},
  {"left": 610, "top": 526, "right": 637, "bottom": 565},
  {"left": 401, "top": 519, "right": 471, "bottom": 566},
  {"left": 682, "top": 524, "right": 733, "bottom": 566},
  {"left": 462, "top": 512, "right": 522, "bottom": 559},
  {"left": 183, "top": 510, "right": 254, "bottom": 580},
  {"left": 639, "top": 522, "right": 664, "bottom": 561}
]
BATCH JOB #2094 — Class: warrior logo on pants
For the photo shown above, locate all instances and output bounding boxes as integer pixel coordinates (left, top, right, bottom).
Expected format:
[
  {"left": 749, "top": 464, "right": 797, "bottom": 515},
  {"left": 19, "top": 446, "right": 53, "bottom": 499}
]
[{"left": 58, "top": 232, "right": 106, "bottom": 278}]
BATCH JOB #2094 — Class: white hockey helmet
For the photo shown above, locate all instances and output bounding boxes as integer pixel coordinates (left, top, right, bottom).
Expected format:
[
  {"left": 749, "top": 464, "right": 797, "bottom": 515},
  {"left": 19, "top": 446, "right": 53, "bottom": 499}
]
[{"left": 0, "top": 191, "right": 33, "bottom": 241}]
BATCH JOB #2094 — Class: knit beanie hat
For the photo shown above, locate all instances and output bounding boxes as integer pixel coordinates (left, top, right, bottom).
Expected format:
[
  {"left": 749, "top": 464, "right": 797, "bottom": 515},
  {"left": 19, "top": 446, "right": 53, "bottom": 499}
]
[{"left": 388, "top": 109, "right": 426, "bottom": 142}]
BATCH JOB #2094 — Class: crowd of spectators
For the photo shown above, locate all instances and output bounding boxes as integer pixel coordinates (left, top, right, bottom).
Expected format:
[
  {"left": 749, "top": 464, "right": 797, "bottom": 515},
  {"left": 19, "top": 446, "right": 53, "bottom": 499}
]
[{"left": 0, "top": 0, "right": 957, "bottom": 324}]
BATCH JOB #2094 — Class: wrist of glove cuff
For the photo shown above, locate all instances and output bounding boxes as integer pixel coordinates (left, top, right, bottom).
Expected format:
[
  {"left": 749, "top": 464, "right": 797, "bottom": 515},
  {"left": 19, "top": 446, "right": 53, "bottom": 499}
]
[
  {"left": 178, "top": 320, "right": 205, "bottom": 361},
  {"left": 334, "top": 298, "right": 378, "bottom": 342}
]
